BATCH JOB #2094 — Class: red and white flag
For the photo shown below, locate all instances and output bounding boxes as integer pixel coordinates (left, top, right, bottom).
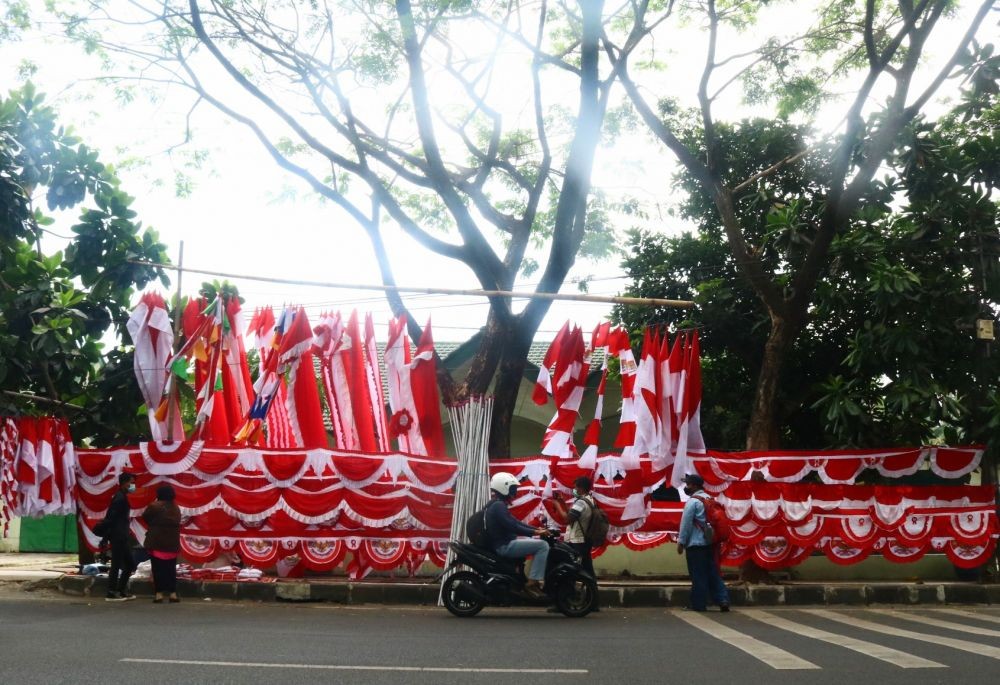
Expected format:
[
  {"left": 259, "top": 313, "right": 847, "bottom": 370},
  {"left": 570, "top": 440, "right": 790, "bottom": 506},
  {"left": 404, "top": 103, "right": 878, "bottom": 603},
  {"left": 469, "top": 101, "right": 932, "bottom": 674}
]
[
  {"left": 126, "top": 292, "right": 182, "bottom": 441},
  {"left": 384, "top": 315, "right": 422, "bottom": 454},
  {"left": 410, "top": 319, "right": 445, "bottom": 457},
  {"left": 633, "top": 329, "right": 661, "bottom": 461},
  {"left": 280, "top": 307, "right": 328, "bottom": 448},
  {"left": 532, "top": 321, "right": 570, "bottom": 406},
  {"left": 540, "top": 325, "right": 587, "bottom": 459},
  {"left": 580, "top": 322, "right": 614, "bottom": 469},
  {"left": 365, "top": 313, "right": 390, "bottom": 451},
  {"left": 611, "top": 329, "right": 640, "bottom": 469},
  {"left": 670, "top": 330, "right": 706, "bottom": 490},
  {"left": 313, "top": 311, "right": 354, "bottom": 449}
]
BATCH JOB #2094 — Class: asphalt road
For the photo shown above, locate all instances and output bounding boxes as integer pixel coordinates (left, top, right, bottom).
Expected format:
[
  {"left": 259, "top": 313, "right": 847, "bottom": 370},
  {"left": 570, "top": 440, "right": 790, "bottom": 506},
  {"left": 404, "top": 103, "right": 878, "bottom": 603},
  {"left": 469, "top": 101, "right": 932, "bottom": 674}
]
[{"left": 1, "top": 591, "right": 998, "bottom": 685}]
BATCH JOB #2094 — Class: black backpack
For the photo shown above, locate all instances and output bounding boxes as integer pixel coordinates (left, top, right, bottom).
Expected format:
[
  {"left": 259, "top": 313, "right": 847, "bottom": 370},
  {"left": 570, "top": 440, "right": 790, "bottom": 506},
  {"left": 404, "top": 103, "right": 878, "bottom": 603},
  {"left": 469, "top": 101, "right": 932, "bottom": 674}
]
[
  {"left": 465, "top": 500, "right": 496, "bottom": 548},
  {"left": 579, "top": 497, "right": 610, "bottom": 547}
]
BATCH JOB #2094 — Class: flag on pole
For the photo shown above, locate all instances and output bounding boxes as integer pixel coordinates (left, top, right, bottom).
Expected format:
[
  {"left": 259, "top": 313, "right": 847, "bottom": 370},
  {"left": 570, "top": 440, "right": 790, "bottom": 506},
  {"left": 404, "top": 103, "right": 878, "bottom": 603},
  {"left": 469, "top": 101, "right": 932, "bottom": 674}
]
[
  {"left": 670, "top": 329, "right": 705, "bottom": 489},
  {"left": 580, "top": 322, "right": 614, "bottom": 469},
  {"left": 365, "top": 313, "right": 390, "bottom": 451},
  {"left": 384, "top": 315, "right": 422, "bottom": 454},
  {"left": 532, "top": 321, "right": 570, "bottom": 406},
  {"left": 126, "top": 292, "right": 182, "bottom": 441},
  {"left": 540, "top": 325, "right": 587, "bottom": 459},
  {"left": 280, "top": 307, "right": 328, "bottom": 448},
  {"left": 346, "top": 310, "right": 378, "bottom": 453},
  {"left": 410, "top": 319, "right": 446, "bottom": 457}
]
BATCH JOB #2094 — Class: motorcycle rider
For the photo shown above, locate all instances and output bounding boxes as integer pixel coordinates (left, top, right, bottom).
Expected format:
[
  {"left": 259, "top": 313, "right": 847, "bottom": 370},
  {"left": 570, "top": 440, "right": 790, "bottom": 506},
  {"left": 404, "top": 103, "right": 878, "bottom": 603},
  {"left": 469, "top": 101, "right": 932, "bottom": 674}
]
[{"left": 485, "top": 472, "right": 550, "bottom": 598}]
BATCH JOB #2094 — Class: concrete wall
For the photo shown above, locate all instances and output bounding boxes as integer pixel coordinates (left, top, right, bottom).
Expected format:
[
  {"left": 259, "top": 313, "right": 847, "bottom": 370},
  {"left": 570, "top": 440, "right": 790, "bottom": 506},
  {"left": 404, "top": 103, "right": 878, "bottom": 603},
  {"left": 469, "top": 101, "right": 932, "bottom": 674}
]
[
  {"left": 0, "top": 517, "right": 20, "bottom": 552},
  {"left": 591, "top": 544, "right": 968, "bottom": 581}
]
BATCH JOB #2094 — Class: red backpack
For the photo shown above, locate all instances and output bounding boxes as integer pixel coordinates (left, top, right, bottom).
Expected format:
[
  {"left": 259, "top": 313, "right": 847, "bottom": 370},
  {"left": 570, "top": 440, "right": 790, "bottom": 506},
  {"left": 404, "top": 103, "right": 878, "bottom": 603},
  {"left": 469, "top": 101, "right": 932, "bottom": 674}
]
[{"left": 693, "top": 493, "right": 731, "bottom": 545}]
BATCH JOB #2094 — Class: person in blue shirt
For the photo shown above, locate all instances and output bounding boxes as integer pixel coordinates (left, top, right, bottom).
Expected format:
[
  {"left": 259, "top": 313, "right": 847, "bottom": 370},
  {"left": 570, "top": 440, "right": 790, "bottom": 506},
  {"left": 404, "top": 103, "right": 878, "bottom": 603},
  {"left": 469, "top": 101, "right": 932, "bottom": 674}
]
[
  {"left": 677, "top": 473, "right": 730, "bottom": 612},
  {"left": 484, "top": 472, "right": 549, "bottom": 598}
]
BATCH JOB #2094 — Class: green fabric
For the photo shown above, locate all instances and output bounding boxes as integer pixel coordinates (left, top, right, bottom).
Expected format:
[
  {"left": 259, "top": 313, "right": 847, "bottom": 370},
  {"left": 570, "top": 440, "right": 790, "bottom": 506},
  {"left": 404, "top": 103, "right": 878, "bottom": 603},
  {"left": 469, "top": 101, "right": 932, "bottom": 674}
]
[{"left": 19, "top": 515, "right": 79, "bottom": 553}]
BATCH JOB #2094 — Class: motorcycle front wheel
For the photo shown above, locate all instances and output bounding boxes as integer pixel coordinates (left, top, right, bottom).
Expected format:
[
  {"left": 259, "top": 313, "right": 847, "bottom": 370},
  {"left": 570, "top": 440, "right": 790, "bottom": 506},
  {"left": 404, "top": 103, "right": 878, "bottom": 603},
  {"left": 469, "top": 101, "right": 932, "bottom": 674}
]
[
  {"left": 441, "top": 571, "right": 486, "bottom": 617},
  {"left": 555, "top": 575, "right": 597, "bottom": 617}
]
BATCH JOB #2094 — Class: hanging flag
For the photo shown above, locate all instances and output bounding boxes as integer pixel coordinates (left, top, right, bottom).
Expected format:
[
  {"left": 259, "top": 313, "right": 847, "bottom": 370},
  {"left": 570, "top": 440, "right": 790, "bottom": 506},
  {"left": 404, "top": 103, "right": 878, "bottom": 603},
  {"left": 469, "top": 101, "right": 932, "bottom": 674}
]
[
  {"left": 633, "top": 329, "right": 661, "bottom": 461},
  {"left": 410, "top": 319, "right": 446, "bottom": 457},
  {"left": 365, "top": 313, "right": 390, "bottom": 451},
  {"left": 671, "top": 329, "right": 705, "bottom": 489},
  {"left": 611, "top": 329, "right": 639, "bottom": 459},
  {"left": 192, "top": 296, "right": 232, "bottom": 445},
  {"left": 346, "top": 310, "right": 379, "bottom": 453},
  {"left": 580, "top": 322, "right": 614, "bottom": 469},
  {"left": 385, "top": 315, "right": 423, "bottom": 454},
  {"left": 313, "top": 311, "right": 353, "bottom": 449},
  {"left": 259, "top": 307, "right": 294, "bottom": 447},
  {"left": 280, "top": 307, "right": 328, "bottom": 448},
  {"left": 126, "top": 292, "right": 182, "bottom": 441},
  {"left": 220, "top": 296, "right": 254, "bottom": 438},
  {"left": 532, "top": 321, "right": 570, "bottom": 406},
  {"left": 540, "top": 325, "right": 587, "bottom": 459}
]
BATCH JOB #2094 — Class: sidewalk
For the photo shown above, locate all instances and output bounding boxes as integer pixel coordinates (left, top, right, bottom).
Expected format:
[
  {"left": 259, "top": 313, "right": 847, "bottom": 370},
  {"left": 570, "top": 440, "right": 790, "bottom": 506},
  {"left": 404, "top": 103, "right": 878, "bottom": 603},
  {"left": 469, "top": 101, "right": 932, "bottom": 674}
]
[
  {"left": 3, "top": 553, "right": 998, "bottom": 606},
  {"left": 0, "top": 552, "right": 77, "bottom": 582}
]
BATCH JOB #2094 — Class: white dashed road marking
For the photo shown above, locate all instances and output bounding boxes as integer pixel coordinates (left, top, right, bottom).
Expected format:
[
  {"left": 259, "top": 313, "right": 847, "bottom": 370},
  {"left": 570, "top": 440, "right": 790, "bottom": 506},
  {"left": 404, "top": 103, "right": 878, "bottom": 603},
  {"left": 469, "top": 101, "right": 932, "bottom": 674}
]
[
  {"left": 671, "top": 610, "right": 820, "bottom": 670},
  {"left": 802, "top": 609, "right": 1000, "bottom": 661},
  {"left": 742, "top": 609, "right": 945, "bottom": 669},
  {"left": 886, "top": 610, "right": 1000, "bottom": 638},
  {"left": 120, "top": 658, "right": 587, "bottom": 674}
]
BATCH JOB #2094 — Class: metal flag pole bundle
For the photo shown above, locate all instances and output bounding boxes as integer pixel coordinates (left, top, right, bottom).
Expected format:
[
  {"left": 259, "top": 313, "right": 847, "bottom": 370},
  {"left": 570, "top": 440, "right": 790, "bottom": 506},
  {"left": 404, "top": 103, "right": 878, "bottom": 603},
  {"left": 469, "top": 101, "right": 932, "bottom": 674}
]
[{"left": 438, "top": 395, "right": 493, "bottom": 605}]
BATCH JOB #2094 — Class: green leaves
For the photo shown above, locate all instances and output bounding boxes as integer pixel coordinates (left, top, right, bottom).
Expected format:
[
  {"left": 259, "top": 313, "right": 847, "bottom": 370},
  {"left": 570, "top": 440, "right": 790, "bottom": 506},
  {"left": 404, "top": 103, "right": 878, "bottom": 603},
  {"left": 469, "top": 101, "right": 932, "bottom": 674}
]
[
  {"left": 0, "top": 83, "right": 170, "bottom": 443},
  {"left": 617, "top": 73, "right": 999, "bottom": 450}
]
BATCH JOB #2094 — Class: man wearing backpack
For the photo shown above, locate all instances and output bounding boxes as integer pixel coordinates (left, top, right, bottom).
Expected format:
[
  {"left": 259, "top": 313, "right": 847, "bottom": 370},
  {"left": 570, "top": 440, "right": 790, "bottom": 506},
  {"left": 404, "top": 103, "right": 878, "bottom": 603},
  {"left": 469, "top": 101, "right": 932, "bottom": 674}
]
[
  {"left": 677, "top": 473, "right": 730, "bottom": 612},
  {"left": 551, "top": 476, "right": 599, "bottom": 583}
]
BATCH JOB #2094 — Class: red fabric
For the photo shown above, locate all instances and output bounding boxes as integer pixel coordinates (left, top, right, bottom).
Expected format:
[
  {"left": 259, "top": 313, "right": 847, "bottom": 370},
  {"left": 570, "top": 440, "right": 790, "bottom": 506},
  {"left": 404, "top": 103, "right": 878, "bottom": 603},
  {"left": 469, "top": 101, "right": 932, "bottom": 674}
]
[
  {"left": 261, "top": 452, "right": 308, "bottom": 482},
  {"left": 410, "top": 320, "right": 445, "bottom": 457},
  {"left": 331, "top": 454, "right": 385, "bottom": 482},
  {"left": 193, "top": 450, "right": 239, "bottom": 475},
  {"left": 934, "top": 447, "right": 981, "bottom": 475},
  {"left": 406, "top": 459, "right": 455, "bottom": 488},
  {"left": 74, "top": 445, "right": 999, "bottom": 572},
  {"left": 281, "top": 308, "right": 328, "bottom": 448},
  {"left": 346, "top": 311, "right": 377, "bottom": 452}
]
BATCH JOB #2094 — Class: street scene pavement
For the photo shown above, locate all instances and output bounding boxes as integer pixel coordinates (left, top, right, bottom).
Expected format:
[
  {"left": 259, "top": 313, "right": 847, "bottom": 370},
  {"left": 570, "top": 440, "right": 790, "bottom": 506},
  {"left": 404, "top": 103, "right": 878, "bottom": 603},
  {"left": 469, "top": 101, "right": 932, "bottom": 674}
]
[{"left": 1, "top": 588, "right": 998, "bottom": 685}]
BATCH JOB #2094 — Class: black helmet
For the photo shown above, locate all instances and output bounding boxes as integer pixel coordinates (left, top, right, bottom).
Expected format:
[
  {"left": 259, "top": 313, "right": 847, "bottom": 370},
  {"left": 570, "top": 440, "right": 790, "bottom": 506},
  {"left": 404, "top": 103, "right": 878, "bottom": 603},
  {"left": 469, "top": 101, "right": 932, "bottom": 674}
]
[{"left": 682, "top": 473, "right": 705, "bottom": 490}]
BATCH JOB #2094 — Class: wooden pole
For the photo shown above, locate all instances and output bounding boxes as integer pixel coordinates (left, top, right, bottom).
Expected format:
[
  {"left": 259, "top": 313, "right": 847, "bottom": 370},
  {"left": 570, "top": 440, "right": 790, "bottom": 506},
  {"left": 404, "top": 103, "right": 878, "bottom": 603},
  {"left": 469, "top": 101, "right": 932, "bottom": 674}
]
[
  {"left": 165, "top": 241, "right": 184, "bottom": 443},
  {"left": 127, "top": 260, "right": 694, "bottom": 309}
]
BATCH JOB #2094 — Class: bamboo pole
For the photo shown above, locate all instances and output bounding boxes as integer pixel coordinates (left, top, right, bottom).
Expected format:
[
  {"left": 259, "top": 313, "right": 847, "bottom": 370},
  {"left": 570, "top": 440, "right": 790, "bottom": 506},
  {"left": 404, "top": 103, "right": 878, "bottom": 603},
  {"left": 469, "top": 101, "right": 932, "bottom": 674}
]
[
  {"left": 165, "top": 241, "right": 184, "bottom": 443},
  {"left": 127, "top": 260, "right": 694, "bottom": 309}
]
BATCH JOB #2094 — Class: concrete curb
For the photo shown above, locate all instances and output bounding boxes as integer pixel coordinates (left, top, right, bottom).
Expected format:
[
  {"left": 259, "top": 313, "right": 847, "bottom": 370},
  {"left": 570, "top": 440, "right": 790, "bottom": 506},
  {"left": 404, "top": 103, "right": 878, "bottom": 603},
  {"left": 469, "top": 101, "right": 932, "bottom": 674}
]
[{"left": 54, "top": 575, "right": 1000, "bottom": 606}]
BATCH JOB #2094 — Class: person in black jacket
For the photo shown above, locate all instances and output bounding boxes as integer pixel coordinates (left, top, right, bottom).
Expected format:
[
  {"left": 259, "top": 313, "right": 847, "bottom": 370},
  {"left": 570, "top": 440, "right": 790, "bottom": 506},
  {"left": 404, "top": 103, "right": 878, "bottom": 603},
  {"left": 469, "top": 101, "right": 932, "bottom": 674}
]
[
  {"left": 103, "top": 472, "right": 137, "bottom": 602},
  {"left": 484, "top": 472, "right": 549, "bottom": 598},
  {"left": 142, "top": 484, "right": 181, "bottom": 604}
]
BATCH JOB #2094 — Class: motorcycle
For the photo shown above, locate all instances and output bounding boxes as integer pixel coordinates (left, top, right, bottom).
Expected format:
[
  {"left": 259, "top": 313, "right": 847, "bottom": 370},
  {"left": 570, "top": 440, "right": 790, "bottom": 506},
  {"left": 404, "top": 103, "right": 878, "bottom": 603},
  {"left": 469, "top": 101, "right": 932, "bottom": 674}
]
[{"left": 440, "top": 531, "right": 598, "bottom": 618}]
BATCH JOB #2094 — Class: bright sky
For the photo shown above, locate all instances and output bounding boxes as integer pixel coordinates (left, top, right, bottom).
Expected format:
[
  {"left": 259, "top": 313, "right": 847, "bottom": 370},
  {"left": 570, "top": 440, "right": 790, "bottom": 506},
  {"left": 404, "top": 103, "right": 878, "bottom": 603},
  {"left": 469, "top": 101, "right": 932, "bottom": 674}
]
[{"left": 1, "top": 1, "right": 990, "bottom": 345}]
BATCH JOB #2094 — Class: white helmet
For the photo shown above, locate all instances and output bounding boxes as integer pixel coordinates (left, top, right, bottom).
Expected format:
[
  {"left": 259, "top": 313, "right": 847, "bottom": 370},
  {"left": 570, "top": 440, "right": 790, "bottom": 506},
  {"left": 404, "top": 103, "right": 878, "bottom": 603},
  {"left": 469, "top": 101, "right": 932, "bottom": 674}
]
[{"left": 489, "top": 472, "right": 519, "bottom": 499}]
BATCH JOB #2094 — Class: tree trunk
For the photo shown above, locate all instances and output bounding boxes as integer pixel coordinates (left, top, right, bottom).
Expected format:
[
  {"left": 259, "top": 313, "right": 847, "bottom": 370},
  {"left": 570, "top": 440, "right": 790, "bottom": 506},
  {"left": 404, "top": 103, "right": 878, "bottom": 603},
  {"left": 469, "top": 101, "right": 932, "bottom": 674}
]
[
  {"left": 487, "top": 324, "right": 535, "bottom": 458},
  {"left": 746, "top": 314, "right": 800, "bottom": 450}
]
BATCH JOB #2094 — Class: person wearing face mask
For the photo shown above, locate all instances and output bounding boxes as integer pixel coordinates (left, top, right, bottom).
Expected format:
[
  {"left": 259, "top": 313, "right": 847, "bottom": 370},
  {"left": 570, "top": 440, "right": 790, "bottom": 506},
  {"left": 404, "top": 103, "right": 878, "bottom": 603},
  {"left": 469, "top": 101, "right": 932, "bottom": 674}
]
[
  {"left": 677, "top": 473, "right": 729, "bottom": 612},
  {"left": 550, "top": 476, "right": 598, "bottom": 582},
  {"left": 103, "top": 472, "right": 138, "bottom": 601}
]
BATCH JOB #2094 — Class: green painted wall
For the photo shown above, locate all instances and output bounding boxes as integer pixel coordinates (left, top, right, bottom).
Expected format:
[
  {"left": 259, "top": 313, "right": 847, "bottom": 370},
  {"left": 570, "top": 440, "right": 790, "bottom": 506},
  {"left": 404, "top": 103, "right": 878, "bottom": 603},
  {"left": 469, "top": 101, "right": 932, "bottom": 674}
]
[{"left": 17, "top": 515, "right": 78, "bottom": 553}]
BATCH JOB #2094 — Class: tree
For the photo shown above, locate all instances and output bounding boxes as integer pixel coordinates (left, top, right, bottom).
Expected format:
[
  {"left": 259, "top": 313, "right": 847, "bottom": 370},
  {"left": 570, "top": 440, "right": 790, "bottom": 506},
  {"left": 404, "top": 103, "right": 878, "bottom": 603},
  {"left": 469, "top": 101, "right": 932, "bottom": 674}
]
[
  {"left": 47, "top": 0, "right": 656, "bottom": 455},
  {"left": 608, "top": 0, "right": 996, "bottom": 448},
  {"left": 0, "top": 83, "right": 170, "bottom": 443},
  {"left": 615, "top": 80, "right": 1000, "bottom": 459}
]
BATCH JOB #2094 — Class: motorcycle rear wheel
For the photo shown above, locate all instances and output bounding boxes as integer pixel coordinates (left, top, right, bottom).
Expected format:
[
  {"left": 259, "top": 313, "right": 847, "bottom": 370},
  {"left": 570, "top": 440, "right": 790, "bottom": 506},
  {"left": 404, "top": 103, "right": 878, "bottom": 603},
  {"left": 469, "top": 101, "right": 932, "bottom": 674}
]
[
  {"left": 442, "top": 571, "right": 486, "bottom": 617},
  {"left": 555, "top": 575, "right": 597, "bottom": 617}
]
